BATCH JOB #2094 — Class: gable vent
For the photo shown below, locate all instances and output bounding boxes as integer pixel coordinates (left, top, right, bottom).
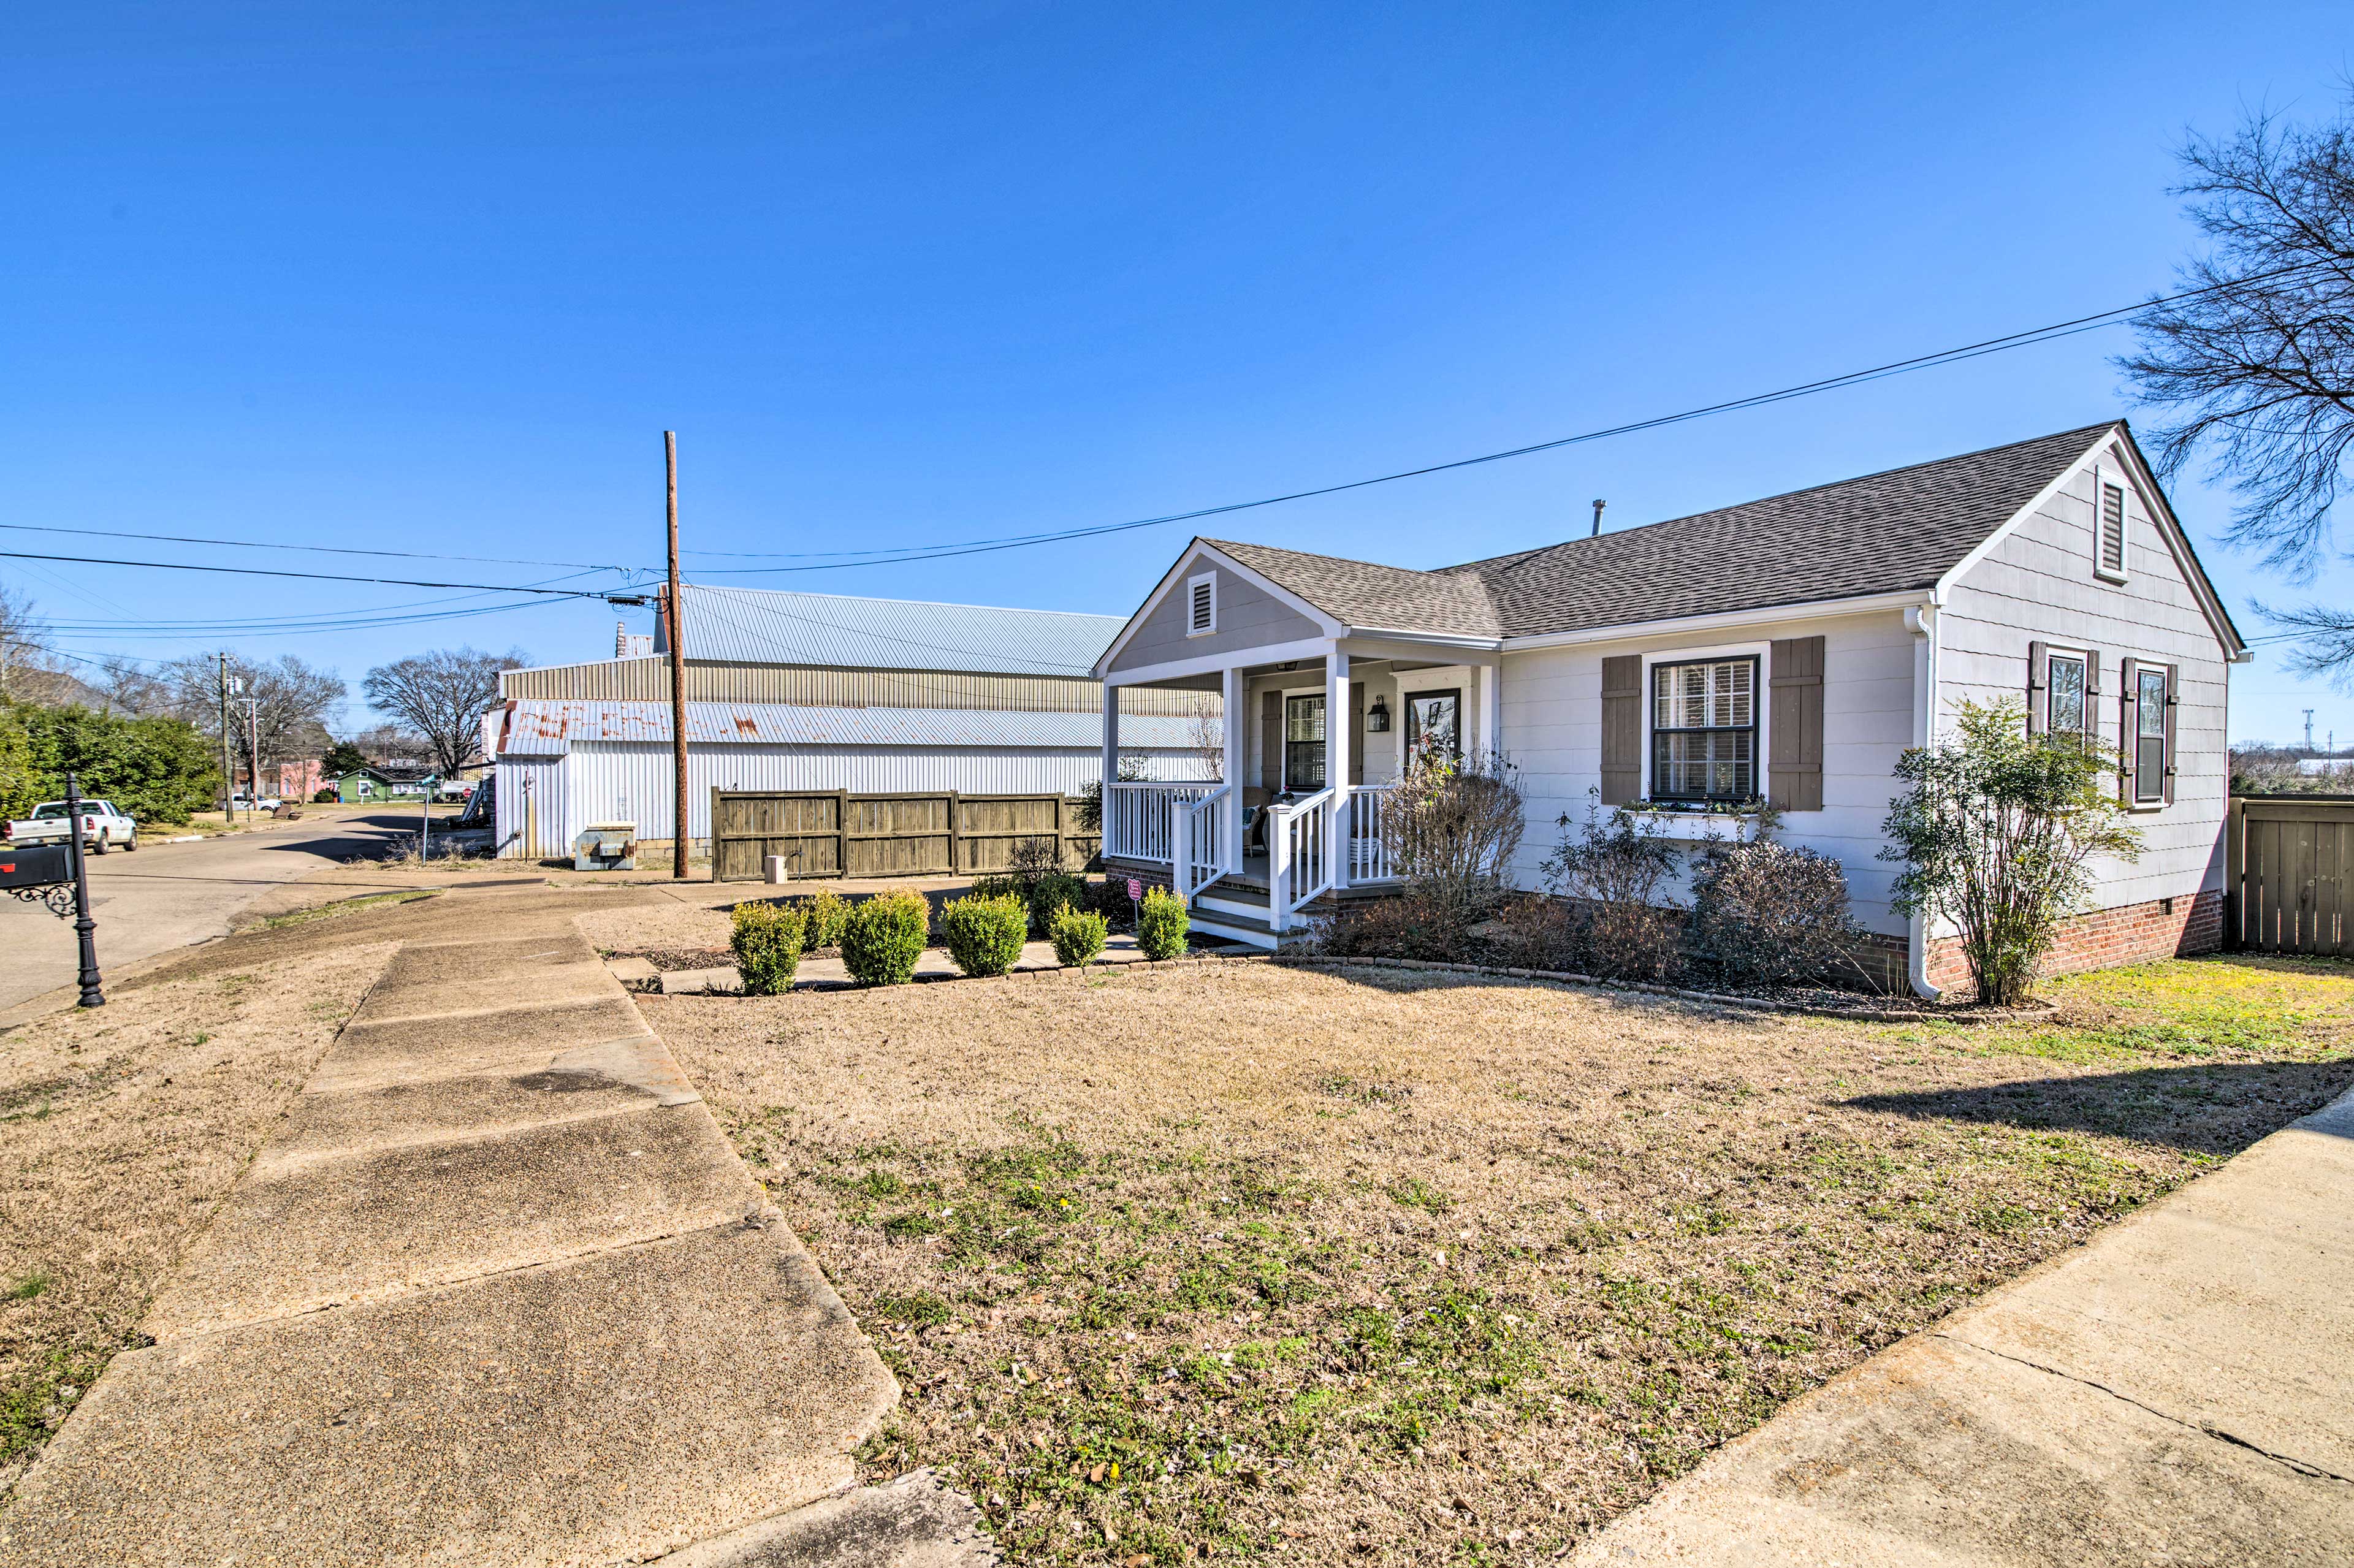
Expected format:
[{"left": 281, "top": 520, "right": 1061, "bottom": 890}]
[
  {"left": 1187, "top": 573, "right": 1216, "bottom": 636},
  {"left": 2099, "top": 483, "right": 2127, "bottom": 577}
]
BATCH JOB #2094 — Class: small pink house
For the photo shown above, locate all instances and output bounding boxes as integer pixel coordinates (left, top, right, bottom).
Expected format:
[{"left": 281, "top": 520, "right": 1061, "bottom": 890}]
[{"left": 277, "top": 759, "right": 326, "bottom": 801}]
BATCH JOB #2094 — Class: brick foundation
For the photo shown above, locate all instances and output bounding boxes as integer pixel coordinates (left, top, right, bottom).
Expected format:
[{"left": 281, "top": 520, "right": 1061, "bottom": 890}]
[{"left": 1925, "top": 888, "right": 2224, "bottom": 994}]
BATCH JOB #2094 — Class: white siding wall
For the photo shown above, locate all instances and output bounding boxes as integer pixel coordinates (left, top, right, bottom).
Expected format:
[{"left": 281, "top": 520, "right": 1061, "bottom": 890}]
[
  {"left": 495, "top": 743, "right": 1204, "bottom": 859},
  {"left": 1939, "top": 447, "right": 2233, "bottom": 906},
  {"left": 1499, "top": 609, "right": 1919, "bottom": 935}
]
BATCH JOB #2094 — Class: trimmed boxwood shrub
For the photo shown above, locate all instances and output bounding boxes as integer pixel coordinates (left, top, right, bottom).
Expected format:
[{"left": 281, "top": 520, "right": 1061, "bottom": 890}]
[
  {"left": 1024, "top": 870, "right": 1086, "bottom": 932},
  {"left": 801, "top": 886, "right": 851, "bottom": 950},
  {"left": 841, "top": 888, "right": 931, "bottom": 986},
  {"left": 1135, "top": 886, "right": 1190, "bottom": 961},
  {"left": 730, "top": 902, "right": 806, "bottom": 995},
  {"left": 940, "top": 892, "right": 1029, "bottom": 978},
  {"left": 1049, "top": 904, "right": 1108, "bottom": 969}
]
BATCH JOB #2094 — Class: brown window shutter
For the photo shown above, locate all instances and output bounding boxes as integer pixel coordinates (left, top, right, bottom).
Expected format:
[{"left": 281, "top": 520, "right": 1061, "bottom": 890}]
[
  {"left": 1769, "top": 636, "right": 1826, "bottom": 811},
  {"left": 2082, "top": 648, "right": 2103, "bottom": 741},
  {"left": 1259, "top": 690, "right": 1281, "bottom": 792},
  {"left": 1349, "top": 681, "right": 1365, "bottom": 786},
  {"left": 1599, "top": 655, "right": 1642, "bottom": 805},
  {"left": 2025, "top": 639, "right": 2047, "bottom": 734},
  {"left": 2163, "top": 663, "right": 2179, "bottom": 805},
  {"left": 2119, "top": 657, "right": 2139, "bottom": 803}
]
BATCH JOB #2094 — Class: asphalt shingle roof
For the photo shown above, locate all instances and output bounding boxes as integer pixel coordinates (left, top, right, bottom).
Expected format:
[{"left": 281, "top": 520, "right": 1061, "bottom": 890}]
[{"left": 1205, "top": 423, "right": 2119, "bottom": 640}]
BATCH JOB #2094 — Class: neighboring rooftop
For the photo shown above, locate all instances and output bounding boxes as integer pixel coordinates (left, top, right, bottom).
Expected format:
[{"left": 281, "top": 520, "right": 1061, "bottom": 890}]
[
  {"left": 657, "top": 584, "right": 1126, "bottom": 677},
  {"left": 1203, "top": 422, "right": 2122, "bottom": 639}
]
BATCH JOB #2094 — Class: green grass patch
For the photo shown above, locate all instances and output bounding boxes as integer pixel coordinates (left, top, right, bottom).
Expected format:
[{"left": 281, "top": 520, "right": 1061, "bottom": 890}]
[{"left": 261, "top": 889, "right": 438, "bottom": 929}]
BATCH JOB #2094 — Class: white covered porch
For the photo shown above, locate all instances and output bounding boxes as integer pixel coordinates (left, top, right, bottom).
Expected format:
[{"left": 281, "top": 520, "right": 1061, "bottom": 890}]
[{"left": 1099, "top": 639, "right": 1500, "bottom": 946}]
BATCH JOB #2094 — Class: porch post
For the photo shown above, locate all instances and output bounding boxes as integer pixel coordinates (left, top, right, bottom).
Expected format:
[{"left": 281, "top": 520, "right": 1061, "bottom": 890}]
[
  {"left": 1475, "top": 661, "right": 1499, "bottom": 758},
  {"left": 1222, "top": 663, "right": 1244, "bottom": 872},
  {"left": 1326, "top": 648, "right": 1350, "bottom": 888},
  {"left": 1100, "top": 681, "right": 1119, "bottom": 858}
]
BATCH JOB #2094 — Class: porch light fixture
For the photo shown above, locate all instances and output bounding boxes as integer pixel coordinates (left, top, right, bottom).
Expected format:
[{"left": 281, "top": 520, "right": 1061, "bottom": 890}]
[{"left": 1366, "top": 696, "right": 1391, "bottom": 732}]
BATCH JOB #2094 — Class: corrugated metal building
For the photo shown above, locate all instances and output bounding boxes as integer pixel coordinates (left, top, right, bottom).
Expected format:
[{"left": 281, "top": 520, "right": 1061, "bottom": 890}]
[{"left": 488, "top": 586, "right": 1216, "bottom": 859}]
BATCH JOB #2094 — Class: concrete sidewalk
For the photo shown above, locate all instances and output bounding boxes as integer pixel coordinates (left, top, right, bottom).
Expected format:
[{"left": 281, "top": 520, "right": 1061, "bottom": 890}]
[
  {"left": 0, "top": 887, "right": 990, "bottom": 1567},
  {"left": 1571, "top": 1084, "right": 2354, "bottom": 1567}
]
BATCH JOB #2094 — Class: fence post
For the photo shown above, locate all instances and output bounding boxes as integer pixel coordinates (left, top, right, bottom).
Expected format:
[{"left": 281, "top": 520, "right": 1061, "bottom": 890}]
[
  {"left": 836, "top": 789, "right": 850, "bottom": 880},
  {"left": 2225, "top": 795, "right": 2244, "bottom": 951},
  {"left": 947, "top": 791, "right": 961, "bottom": 879}
]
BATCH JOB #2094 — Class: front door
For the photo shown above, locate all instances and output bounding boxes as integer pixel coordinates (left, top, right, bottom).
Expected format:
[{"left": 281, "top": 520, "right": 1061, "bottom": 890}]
[{"left": 1284, "top": 693, "right": 1327, "bottom": 792}]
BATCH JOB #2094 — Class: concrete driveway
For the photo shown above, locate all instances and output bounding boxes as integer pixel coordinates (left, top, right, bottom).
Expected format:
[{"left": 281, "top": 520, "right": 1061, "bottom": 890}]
[{"left": 0, "top": 808, "right": 442, "bottom": 1013}]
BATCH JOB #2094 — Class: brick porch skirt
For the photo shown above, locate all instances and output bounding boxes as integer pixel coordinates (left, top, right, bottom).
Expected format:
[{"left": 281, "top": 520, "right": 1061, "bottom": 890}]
[{"left": 1924, "top": 888, "right": 2225, "bottom": 994}]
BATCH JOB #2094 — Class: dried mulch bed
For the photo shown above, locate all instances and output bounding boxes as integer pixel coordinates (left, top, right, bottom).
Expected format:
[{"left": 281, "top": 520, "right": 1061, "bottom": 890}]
[
  {"left": 644, "top": 952, "right": 2354, "bottom": 1566},
  {"left": 0, "top": 941, "right": 392, "bottom": 1485}
]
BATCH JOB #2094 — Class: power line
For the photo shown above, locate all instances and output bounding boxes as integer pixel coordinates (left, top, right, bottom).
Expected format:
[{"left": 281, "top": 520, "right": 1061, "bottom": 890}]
[
  {"left": 0, "top": 521, "right": 635, "bottom": 575},
  {"left": 682, "top": 258, "right": 2337, "bottom": 575},
  {"left": 0, "top": 549, "right": 631, "bottom": 598}
]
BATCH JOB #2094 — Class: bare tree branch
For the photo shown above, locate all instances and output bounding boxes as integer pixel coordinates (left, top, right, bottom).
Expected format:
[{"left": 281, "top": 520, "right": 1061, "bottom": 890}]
[{"left": 361, "top": 647, "right": 522, "bottom": 777}]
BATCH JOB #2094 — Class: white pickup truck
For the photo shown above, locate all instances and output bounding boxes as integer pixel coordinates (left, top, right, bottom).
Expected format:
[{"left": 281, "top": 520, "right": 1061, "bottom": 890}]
[{"left": 7, "top": 799, "right": 138, "bottom": 853}]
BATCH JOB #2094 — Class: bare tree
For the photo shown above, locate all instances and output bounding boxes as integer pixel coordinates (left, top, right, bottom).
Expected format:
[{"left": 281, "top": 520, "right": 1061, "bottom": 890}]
[
  {"left": 354, "top": 722, "right": 432, "bottom": 765},
  {"left": 154, "top": 652, "right": 348, "bottom": 788},
  {"left": 2120, "top": 94, "right": 2354, "bottom": 672},
  {"left": 0, "top": 585, "right": 51, "bottom": 702},
  {"left": 93, "top": 656, "right": 170, "bottom": 715},
  {"left": 362, "top": 647, "right": 523, "bottom": 776}
]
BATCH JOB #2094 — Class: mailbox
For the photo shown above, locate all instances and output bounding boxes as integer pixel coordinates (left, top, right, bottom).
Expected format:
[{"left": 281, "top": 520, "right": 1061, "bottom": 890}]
[{"left": 0, "top": 846, "right": 70, "bottom": 889}]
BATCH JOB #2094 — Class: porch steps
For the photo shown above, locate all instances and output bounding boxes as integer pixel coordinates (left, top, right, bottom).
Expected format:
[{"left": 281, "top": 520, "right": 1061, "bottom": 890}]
[{"left": 1190, "top": 886, "right": 1279, "bottom": 951}]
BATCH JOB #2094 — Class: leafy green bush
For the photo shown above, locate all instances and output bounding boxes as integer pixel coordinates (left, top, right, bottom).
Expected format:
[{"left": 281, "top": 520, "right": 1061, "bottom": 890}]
[
  {"left": 801, "top": 886, "right": 851, "bottom": 950},
  {"left": 940, "top": 892, "right": 1029, "bottom": 977},
  {"left": 1135, "top": 886, "right": 1190, "bottom": 961},
  {"left": 1025, "top": 870, "right": 1086, "bottom": 932},
  {"left": 1882, "top": 698, "right": 2143, "bottom": 1006},
  {"left": 1, "top": 702, "right": 216, "bottom": 824},
  {"left": 841, "top": 888, "right": 931, "bottom": 986},
  {"left": 730, "top": 902, "right": 806, "bottom": 995},
  {"left": 1049, "top": 904, "right": 1108, "bottom": 969}
]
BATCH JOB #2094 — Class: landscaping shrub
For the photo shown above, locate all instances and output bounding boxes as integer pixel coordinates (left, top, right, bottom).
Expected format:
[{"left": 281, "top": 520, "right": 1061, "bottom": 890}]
[
  {"left": 1539, "top": 793, "right": 1685, "bottom": 981},
  {"left": 1882, "top": 697, "right": 2143, "bottom": 1006},
  {"left": 1691, "top": 837, "right": 1866, "bottom": 989},
  {"left": 312, "top": 788, "right": 338, "bottom": 804},
  {"left": 801, "top": 886, "right": 851, "bottom": 950},
  {"left": 1379, "top": 747, "right": 1526, "bottom": 921},
  {"left": 1487, "top": 892, "right": 1580, "bottom": 970},
  {"left": 2, "top": 701, "right": 216, "bottom": 824},
  {"left": 1024, "top": 870, "right": 1085, "bottom": 932},
  {"left": 1049, "top": 903, "right": 1108, "bottom": 969},
  {"left": 729, "top": 902, "right": 806, "bottom": 995},
  {"left": 940, "top": 892, "right": 1029, "bottom": 978},
  {"left": 1315, "top": 887, "right": 1472, "bottom": 961},
  {"left": 1135, "top": 886, "right": 1190, "bottom": 960},
  {"left": 841, "top": 888, "right": 931, "bottom": 986}
]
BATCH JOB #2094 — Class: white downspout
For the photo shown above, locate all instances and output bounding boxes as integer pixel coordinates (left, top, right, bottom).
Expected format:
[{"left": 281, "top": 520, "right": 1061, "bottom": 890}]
[{"left": 1904, "top": 601, "right": 1943, "bottom": 1000}]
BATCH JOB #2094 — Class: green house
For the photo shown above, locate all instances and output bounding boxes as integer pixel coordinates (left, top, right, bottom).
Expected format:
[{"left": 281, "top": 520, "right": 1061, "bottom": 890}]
[{"left": 333, "top": 768, "right": 392, "bottom": 802}]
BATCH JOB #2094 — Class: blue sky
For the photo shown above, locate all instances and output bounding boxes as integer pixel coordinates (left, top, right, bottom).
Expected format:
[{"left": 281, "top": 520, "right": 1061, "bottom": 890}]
[{"left": 4, "top": 2, "right": 2348, "bottom": 744}]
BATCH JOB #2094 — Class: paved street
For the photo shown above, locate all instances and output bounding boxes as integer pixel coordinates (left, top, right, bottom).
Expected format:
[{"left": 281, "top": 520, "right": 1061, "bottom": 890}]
[{"left": 0, "top": 809, "right": 442, "bottom": 1013}]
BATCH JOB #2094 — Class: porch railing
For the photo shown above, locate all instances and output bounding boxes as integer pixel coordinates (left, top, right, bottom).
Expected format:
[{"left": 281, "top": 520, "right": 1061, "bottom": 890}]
[
  {"left": 1174, "top": 784, "right": 1235, "bottom": 905},
  {"left": 1103, "top": 780, "right": 1217, "bottom": 866},
  {"left": 1346, "top": 784, "right": 1400, "bottom": 883},
  {"left": 1268, "top": 786, "right": 1336, "bottom": 931}
]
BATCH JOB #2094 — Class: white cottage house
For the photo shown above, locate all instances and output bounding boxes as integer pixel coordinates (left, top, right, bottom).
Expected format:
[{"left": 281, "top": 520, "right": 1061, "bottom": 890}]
[{"left": 1091, "top": 422, "right": 2248, "bottom": 995}]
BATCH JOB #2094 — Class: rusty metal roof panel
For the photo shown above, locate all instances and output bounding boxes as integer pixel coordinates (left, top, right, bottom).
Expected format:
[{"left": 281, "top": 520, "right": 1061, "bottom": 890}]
[{"left": 495, "top": 701, "right": 1198, "bottom": 754}]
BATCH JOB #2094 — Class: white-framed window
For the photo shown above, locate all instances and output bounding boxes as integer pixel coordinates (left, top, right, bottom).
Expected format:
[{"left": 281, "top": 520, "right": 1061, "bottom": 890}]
[
  {"left": 1186, "top": 572, "right": 1217, "bottom": 636},
  {"left": 2046, "top": 646, "right": 2089, "bottom": 734},
  {"left": 2094, "top": 473, "right": 2129, "bottom": 583},
  {"left": 1650, "top": 655, "right": 1758, "bottom": 802}
]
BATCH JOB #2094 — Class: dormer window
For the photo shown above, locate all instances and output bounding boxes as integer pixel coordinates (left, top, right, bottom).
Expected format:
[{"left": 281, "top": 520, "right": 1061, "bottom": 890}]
[
  {"left": 1186, "top": 572, "right": 1216, "bottom": 636},
  {"left": 2095, "top": 476, "right": 2128, "bottom": 582}
]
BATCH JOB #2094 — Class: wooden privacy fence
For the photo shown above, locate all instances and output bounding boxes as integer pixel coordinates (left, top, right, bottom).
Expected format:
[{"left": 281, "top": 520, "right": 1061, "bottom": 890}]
[
  {"left": 2227, "top": 794, "right": 2354, "bottom": 956},
  {"left": 710, "top": 789, "right": 1101, "bottom": 882}
]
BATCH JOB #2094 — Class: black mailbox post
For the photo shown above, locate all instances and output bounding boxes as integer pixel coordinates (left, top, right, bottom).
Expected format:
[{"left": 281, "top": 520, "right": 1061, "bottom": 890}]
[{"left": 2, "top": 774, "right": 105, "bottom": 1007}]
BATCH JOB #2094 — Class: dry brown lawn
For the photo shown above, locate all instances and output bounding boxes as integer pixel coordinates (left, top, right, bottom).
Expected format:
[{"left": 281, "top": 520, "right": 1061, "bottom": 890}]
[
  {"left": 646, "top": 952, "right": 2354, "bottom": 1567},
  {"left": 0, "top": 940, "right": 391, "bottom": 1483}
]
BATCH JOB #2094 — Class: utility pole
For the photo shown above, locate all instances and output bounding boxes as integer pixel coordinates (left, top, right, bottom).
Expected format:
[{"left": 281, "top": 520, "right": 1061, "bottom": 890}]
[
  {"left": 665, "top": 431, "right": 690, "bottom": 879},
  {"left": 2305, "top": 708, "right": 2317, "bottom": 753},
  {"left": 217, "top": 654, "right": 233, "bottom": 821}
]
